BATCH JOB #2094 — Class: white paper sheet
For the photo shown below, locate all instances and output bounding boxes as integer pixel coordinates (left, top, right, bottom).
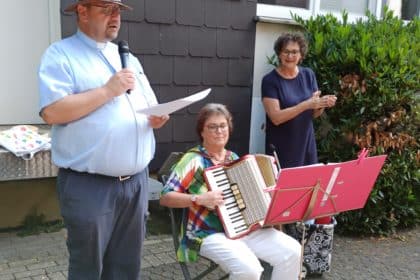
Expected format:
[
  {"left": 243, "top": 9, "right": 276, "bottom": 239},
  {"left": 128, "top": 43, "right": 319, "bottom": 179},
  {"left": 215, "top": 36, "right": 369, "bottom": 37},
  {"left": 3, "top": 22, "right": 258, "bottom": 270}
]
[{"left": 136, "top": 88, "right": 211, "bottom": 116}]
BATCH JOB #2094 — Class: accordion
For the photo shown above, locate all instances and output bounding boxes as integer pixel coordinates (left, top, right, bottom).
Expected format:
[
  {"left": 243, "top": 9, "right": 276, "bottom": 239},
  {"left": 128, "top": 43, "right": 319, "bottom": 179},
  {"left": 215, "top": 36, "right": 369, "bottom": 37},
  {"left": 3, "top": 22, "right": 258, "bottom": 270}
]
[{"left": 204, "top": 154, "right": 278, "bottom": 239}]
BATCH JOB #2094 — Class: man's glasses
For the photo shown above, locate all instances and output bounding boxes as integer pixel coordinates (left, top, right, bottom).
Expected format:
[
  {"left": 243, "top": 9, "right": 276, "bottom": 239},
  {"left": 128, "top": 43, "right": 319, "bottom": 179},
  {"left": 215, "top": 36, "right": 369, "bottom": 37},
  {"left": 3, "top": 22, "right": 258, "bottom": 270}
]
[
  {"left": 206, "top": 124, "right": 228, "bottom": 133},
  {"left": 281, "top": 50, "right": 300, "bottom": 57},
  {"left": 88, "top": 4, "right": 122, "bottom": 15}
]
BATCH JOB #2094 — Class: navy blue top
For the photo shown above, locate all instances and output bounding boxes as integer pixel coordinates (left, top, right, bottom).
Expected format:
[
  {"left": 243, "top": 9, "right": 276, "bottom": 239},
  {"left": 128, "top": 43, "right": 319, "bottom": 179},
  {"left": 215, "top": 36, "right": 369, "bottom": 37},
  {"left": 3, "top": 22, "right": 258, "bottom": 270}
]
[{"left": 261, "top": 67, "right": 318, "bottom": 168}]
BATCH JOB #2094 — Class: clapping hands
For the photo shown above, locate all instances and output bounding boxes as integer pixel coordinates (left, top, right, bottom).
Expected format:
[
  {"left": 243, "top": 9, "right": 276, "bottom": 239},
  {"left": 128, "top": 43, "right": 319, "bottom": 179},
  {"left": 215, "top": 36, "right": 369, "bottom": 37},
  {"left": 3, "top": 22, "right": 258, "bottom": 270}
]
[{"left": 307, "top": 91, "right": 337, "bottom": 110}]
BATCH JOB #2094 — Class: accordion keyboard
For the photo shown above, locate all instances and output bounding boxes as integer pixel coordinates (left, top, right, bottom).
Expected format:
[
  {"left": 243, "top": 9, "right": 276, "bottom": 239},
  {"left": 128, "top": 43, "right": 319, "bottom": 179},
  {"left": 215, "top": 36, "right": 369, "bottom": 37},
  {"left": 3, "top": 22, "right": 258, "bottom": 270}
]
[
  {"left": 206, "top": 166, "right": 249, "bottom": 237},
  {"left": 205, "top": 156, "right": 272, "bottom": 238}
]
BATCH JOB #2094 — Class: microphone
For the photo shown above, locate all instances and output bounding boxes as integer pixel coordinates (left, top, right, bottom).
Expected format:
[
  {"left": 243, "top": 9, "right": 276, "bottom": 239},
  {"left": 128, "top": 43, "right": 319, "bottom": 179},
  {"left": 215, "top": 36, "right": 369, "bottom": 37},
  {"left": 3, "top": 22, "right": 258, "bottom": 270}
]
[
  {"left": 118, "top": 40, "right": 131, "bottom": 94},
  {"left": 269, "top": 144, "right": 281, "bottom": 172}
]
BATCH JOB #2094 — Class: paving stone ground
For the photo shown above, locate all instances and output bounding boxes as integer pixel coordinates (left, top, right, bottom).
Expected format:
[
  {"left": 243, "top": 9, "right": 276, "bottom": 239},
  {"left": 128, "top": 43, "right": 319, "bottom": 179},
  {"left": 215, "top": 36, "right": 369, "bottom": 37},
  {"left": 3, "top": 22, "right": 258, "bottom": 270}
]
[{"left": 0, "top": 224, "right": 418, "bottom": 280}]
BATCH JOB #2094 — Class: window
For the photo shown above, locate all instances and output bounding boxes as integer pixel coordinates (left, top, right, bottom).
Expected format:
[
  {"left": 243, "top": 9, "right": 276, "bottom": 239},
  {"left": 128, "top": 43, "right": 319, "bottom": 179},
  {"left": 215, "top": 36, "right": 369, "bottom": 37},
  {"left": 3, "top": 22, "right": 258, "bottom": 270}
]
[
  {"left": 401, "top": 0, "right": 420, "bottom": 20},
  {"left": 257, "top": 0, "right": 419, "bottom": 22},
  {"left": 256, "top": 0, "right": 313, "bottom": 23},
  {"left": 320, "top": 0, "right": 370, "bottom": 14},
  {"left": 258, "top": 0, "right": 310, "bottom": 9},
  {"left": 256, "top": 0, "right": 383, "bottom": 23},
  {"left": 379, "top": 0, "right": 420, "bottom": 20}
]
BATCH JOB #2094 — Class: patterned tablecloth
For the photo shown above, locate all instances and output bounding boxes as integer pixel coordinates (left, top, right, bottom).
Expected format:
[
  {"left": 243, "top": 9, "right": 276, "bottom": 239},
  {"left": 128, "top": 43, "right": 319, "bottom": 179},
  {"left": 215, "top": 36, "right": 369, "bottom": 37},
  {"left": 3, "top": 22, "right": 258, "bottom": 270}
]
[{"left": 0, "top": 125, "right": 57, "bottom": 181}]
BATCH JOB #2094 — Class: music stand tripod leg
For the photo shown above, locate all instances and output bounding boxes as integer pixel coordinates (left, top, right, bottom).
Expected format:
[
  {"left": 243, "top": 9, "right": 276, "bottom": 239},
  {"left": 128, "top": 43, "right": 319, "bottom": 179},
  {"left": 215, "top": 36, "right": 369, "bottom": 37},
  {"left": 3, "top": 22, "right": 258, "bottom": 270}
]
[
  {"left": 298, "top": 224, "right": 306, "bottom": 280},
  {"left": 298, "top": 180, "right": 320, "bottom": 279}
]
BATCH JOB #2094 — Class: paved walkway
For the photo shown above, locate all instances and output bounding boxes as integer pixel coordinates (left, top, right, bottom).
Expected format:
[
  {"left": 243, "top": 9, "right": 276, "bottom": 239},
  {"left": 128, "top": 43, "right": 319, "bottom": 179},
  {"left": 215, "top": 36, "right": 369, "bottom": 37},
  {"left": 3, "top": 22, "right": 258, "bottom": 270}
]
[{"left": 0, "top": 225, "right": 418, "bottom": 280}]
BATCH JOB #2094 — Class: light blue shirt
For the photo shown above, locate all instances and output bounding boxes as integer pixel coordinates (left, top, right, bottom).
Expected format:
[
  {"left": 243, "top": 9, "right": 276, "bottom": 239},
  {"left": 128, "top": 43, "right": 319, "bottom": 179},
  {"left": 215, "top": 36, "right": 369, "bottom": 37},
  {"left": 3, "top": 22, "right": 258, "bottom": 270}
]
[{"left": 39, "top": 30, "right": 158, "bottom": 176}]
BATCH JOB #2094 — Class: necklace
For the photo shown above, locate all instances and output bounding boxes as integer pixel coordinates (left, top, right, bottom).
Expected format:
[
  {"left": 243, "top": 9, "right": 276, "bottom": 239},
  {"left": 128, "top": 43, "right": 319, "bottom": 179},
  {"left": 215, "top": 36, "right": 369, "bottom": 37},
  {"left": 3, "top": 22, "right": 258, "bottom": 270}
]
[
  {"left": 208, "top": 150, "right": 226, "bottom": 163},
  {"left": 277, "top": 67, "right": 299, "bottom": 79}
]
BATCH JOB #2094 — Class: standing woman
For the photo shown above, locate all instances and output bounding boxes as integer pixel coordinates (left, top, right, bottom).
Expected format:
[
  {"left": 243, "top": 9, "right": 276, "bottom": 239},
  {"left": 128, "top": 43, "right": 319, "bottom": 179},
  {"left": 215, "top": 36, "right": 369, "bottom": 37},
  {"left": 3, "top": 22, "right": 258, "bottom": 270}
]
[{"left": 262, "top": 32, "right": 336, "bottom": 168}]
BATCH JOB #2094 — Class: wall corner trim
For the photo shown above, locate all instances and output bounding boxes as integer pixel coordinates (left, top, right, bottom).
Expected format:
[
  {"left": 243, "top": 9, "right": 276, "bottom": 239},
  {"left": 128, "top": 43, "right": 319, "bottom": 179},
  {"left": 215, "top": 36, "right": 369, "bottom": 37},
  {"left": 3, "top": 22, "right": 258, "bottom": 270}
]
[{"left": 253, "top": 15, "right": 299, "bottom": 26}]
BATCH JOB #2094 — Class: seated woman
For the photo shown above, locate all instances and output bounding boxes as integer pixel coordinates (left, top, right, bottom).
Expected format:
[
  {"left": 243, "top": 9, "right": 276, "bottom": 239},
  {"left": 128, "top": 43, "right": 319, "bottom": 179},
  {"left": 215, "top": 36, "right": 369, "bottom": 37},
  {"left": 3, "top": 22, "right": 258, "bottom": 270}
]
[{"left": 160, "top": 103, "right": 301, "bottom": 280}]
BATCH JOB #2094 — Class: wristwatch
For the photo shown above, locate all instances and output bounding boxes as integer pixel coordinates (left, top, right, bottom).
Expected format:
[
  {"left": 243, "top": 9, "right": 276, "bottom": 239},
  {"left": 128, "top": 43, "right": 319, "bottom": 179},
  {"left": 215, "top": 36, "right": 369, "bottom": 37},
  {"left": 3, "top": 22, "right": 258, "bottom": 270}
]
[{"left": 191, "top": 194, "right": 198, "bottom": 205}]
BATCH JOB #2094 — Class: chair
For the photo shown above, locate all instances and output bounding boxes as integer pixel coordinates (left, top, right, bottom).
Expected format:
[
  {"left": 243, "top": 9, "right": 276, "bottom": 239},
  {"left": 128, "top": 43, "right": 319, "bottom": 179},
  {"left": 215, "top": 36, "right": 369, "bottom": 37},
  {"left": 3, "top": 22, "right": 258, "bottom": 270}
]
[
  {"left": 157, "top": 152, "right": 185, "bottom": 185},
  {"left": 168, "top": 207, "right": 229, "bottom": 280},
  {"left": 158, "top": 152, "right": 272, "bottom": 280},
  {"left": 158, "top": 152, "right": 228, "bottom": 279}
]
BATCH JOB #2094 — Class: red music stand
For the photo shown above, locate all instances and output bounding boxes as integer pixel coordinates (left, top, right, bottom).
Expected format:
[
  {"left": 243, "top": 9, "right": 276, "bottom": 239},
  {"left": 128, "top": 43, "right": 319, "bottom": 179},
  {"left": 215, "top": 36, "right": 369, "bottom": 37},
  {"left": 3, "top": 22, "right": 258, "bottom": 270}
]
[
  {"left": 264, "top": 153, "right": 387, "bottom": 225},
  {"left": 264, "top": 151, "right": 387, "bottom": 280}
]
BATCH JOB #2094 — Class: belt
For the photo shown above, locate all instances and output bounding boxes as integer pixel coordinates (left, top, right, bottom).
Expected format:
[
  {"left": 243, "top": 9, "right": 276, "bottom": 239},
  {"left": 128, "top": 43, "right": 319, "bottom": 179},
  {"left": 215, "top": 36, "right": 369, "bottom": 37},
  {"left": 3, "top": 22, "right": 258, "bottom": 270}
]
[
  {"left": 118, "top": 175, "right": 131, "bottom": 181},
  {"left": 63, "top": 168, "right": 132, "bottom": 182}
]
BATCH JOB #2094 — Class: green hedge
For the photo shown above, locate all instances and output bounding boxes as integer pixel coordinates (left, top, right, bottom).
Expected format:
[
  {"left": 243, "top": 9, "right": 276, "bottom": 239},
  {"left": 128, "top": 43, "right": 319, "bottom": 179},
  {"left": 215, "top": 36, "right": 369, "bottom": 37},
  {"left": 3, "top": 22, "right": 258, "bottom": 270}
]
[{"left": 291, "top": 10, "right": 420, "bottom": 236}]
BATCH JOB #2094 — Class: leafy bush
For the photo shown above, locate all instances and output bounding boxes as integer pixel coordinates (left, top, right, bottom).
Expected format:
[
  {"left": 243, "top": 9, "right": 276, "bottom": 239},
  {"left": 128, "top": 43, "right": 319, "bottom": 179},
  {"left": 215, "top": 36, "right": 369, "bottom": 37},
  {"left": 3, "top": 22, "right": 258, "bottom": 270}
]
[{"left": 290, "top": 9, "right": 419, "bottom": 236}]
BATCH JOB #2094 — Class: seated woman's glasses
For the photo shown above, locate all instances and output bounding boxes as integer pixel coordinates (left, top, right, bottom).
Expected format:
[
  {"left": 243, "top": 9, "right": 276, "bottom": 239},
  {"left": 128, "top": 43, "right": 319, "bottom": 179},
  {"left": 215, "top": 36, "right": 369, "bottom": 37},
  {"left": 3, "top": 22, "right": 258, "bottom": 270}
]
[{"left": 206, "top": 124, "right": 228, "bottom": 133}]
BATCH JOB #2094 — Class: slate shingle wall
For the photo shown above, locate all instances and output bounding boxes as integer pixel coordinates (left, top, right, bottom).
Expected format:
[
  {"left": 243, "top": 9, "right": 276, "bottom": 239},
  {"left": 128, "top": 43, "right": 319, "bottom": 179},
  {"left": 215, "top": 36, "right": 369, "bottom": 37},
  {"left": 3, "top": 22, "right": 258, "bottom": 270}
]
[{"left": 60, "top": 0, "right": 257, "bottom": 171}]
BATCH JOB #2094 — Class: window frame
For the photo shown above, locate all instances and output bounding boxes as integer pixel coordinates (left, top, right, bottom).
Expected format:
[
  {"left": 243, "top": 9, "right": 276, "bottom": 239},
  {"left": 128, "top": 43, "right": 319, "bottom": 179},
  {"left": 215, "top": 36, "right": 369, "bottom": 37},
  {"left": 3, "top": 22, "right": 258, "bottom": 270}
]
[{"left": 256, "top": 0, "right": 384, "bottom": 24}]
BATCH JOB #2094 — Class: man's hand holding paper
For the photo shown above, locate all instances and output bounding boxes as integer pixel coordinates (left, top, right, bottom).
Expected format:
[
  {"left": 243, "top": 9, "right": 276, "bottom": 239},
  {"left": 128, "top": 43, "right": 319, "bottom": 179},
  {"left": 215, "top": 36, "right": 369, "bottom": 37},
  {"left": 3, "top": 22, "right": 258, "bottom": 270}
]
[
  {"left": 137, "top": 88, "right": 211, "bottom": 116},
  {"left": 148, "top": 115, "right": 170, "bottom": 129}
]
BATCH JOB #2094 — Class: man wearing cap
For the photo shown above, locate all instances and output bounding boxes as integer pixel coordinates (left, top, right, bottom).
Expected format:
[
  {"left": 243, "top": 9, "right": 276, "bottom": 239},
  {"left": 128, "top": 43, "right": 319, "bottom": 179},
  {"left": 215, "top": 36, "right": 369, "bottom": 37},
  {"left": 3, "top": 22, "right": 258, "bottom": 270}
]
[{"left": 38, "top": 1, "right": 169, "bottom": 279}]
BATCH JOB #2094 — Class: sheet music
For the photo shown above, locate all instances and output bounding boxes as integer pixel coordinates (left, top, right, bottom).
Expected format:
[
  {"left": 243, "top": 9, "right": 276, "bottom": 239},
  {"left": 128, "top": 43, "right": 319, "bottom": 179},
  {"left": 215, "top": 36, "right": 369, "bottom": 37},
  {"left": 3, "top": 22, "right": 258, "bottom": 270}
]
[{"left": 136, "top": 88, "right": 211, "bottom": 116}]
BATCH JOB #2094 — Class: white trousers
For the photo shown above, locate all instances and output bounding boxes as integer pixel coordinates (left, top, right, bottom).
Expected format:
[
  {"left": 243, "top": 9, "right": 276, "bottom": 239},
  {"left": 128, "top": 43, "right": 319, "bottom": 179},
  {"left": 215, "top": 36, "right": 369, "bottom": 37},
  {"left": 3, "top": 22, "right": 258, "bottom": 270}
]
[{"left": 200, "top": 228, "right": 301, "bottom": 280}]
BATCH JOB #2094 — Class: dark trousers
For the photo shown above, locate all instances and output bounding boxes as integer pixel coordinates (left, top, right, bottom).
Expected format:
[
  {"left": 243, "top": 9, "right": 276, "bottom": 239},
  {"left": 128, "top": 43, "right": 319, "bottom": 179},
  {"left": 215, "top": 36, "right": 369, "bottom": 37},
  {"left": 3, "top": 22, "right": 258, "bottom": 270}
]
[{"left": 57, "top": 168, "right": 149, "bottom": 280}]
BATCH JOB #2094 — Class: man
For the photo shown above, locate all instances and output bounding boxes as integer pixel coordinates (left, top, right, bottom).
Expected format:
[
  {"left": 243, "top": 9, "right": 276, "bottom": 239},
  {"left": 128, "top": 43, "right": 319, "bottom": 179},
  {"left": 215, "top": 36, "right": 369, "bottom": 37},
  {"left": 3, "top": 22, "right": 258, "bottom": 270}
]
[{"left": 38, "top": 1, "right": 169, "bottom": 279}]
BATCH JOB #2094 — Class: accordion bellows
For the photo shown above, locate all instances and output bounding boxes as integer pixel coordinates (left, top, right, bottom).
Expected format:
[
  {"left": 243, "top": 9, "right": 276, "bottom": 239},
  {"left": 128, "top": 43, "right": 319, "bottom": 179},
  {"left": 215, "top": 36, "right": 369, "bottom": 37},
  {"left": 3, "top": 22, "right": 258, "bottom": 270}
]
[{"left": 204, "top": 154, "right": 278, "bottom": 239}]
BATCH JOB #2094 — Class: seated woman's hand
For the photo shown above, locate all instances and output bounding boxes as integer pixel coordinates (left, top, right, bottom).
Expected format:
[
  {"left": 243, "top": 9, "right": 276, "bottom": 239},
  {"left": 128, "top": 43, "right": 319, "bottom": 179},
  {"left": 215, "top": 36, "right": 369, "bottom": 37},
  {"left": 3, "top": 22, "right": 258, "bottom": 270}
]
[{"left": 196, "top": 190, "right": 224, "bottom": 209}]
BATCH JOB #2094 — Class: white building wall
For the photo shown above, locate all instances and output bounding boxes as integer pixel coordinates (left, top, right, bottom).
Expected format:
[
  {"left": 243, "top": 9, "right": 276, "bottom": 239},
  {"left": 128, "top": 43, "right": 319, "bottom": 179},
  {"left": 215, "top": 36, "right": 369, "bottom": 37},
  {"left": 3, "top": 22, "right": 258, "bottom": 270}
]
[
  {"left": 249, "top": 22, "right": 301, "bottom": 154},
  {"left": 0, "top": 0, "right": 61, "bottom": 125}
]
